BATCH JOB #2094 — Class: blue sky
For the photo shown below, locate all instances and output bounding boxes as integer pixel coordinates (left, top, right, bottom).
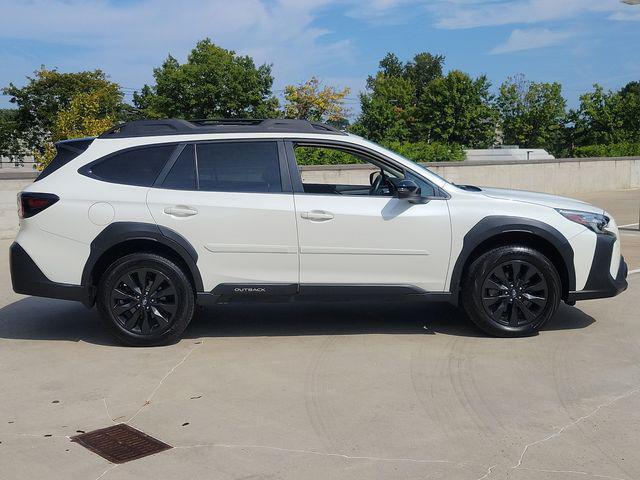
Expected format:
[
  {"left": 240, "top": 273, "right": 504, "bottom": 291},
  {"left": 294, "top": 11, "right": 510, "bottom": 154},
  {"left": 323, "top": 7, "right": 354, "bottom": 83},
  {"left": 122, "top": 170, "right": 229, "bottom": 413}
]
[{"left": 1, "top": 0, "right": 639, "bottom": 116}]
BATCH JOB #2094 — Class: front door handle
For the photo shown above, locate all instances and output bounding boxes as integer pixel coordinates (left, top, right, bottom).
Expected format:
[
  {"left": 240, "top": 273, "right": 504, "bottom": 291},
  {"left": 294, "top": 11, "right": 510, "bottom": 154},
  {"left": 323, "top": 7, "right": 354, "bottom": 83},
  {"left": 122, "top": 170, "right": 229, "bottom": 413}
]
[
  {"left": 301, "top": 210, "right": 334, "bottom": 222},
  {"left": 163, "top": 206, "right": 198, "bottom": 217}
]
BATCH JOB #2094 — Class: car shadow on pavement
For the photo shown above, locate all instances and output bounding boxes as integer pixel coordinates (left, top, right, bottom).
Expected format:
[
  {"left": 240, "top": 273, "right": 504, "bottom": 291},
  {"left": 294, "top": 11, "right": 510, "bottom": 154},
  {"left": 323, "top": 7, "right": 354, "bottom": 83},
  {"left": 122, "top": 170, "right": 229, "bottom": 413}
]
[{"left": 0, "top": 296, "right": 595, "bottom": 345}]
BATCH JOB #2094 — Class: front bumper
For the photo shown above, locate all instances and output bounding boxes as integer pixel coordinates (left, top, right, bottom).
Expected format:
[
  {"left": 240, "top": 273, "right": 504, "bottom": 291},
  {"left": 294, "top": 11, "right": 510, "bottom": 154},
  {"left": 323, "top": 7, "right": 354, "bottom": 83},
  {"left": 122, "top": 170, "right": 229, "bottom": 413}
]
[
  {"left": 10, "top": 242, "right": 91, "bottom": 305},
  {"left": 567, "top": 234, "right": 628, "bottom": 302}
]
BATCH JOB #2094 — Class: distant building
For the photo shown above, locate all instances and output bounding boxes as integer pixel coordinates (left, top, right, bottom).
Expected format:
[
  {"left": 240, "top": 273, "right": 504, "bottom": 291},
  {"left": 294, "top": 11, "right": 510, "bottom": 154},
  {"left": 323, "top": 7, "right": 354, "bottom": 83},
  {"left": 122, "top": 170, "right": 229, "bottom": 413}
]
[{"left": 465, "top": 146, "right": 554, "bottom": 162}]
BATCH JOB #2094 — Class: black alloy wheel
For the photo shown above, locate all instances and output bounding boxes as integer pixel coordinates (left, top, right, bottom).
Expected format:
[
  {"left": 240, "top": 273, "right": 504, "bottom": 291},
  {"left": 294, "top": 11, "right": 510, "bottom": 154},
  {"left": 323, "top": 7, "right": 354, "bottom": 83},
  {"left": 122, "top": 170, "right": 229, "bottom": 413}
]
[
  {"left": 461, "top": 245, "right": 561, "bottom": 337},
  {"left": 97, "top": 253, "right": 195, "bottom": 346},
  {"left": 481, "top": 260, "right": 548, "bottom": 327},
  {"left": 110, "top": 268, "right": 178, "bottom": 335}
]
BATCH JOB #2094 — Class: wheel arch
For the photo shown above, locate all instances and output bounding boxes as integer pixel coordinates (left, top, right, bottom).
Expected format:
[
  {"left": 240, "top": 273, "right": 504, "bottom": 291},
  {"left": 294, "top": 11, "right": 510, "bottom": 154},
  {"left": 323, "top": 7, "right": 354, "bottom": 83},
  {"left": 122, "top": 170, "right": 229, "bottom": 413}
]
[
  {"left": 81, "top": 222, "right": 203, "bottom": 306},
  {"left": 449, "top": 217, "right": 575, "bottom": 303}
]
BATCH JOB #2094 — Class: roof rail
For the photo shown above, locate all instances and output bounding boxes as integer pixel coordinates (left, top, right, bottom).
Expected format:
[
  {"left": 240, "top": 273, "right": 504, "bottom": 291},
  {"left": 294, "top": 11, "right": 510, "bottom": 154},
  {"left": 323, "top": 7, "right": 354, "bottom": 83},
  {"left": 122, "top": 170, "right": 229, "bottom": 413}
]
[{"left": 98, "top": 118, "right": 346, "bottom": 139}]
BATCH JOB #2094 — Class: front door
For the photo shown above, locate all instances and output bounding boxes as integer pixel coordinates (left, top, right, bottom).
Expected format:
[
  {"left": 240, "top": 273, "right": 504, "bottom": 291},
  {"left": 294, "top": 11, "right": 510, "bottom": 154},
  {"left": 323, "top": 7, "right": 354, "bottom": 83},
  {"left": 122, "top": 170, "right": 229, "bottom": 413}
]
[
  {"left": 147, "top": 140, "right": 299, "bottom": 292},
  {"left": 288, "top": 142, "right": 451, "bottom": 292}
]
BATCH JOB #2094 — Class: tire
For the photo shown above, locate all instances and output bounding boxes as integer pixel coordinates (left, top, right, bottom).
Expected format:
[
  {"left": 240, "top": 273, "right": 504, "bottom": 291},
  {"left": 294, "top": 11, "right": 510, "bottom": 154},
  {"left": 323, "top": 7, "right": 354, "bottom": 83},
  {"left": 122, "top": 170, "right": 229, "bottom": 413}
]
[
  {"left": 461, "top": 245, "right": 561, "bottom": 337},
  {"left": 97, "top": 253, "right": 195, "bottom": 346}
]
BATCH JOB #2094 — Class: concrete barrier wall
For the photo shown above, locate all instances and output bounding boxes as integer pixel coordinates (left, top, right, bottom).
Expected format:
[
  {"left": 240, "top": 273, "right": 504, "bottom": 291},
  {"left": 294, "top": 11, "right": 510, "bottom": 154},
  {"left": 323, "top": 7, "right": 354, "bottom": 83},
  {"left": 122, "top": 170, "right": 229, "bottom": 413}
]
[
  {"left": 301, "top": 156, "right": 640, "bottom": 196},
  {"left": 0, "top": 179, "right": 33, "bottom": 239}
]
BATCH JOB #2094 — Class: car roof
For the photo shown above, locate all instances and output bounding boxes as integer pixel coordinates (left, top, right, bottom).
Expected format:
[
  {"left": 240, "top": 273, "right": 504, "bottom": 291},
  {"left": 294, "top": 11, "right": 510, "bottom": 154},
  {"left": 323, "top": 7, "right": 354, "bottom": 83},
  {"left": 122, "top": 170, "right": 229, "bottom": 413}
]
[{"left": 98, "top": 119, "right": 347, "bottom": 139}]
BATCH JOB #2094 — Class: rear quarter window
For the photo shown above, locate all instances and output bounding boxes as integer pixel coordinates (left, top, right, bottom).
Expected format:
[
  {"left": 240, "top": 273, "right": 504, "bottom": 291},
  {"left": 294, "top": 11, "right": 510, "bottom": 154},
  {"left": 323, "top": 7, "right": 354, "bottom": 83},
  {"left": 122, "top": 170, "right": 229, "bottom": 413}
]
[{"left": 82, "top": 144, "right": 176, "bottom": 186}]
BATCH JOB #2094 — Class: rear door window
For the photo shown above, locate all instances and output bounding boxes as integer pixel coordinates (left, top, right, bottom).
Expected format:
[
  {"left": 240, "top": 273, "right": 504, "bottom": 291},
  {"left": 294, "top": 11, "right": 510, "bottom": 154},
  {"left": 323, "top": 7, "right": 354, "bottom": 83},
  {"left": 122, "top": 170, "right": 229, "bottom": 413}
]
[
  {"left": 161, "top": 145, "right": 197, "bottom": 190},
  {"left": 84, "top": 144, "right": 176, "bottom": 186},
  {"left": 196, "top": 141, "right": 281, "bottom": 193}
]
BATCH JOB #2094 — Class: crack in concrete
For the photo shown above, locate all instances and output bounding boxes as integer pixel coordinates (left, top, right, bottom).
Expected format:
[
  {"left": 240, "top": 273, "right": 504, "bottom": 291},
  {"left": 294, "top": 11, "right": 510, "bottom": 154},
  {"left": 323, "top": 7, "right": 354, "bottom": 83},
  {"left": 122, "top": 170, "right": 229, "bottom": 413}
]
[
  {"left": 518, "top": 466, "right": 627, "bottom": 480},
  {"left": 2, "top": 433, "right": 71, "bottom": 439},
  {"left": 86, "top": 340, "right": 205, "bottom": 480},
  {"left": 174, "top": 442, "right": 465, "bottom": 467},
  {"left": 127, "top": 339, "right": 205, "bottom": 423},
  {"left": 513, "top": 385, "right": 640, "bottom": 470},
  {"left": 103, "top": 398, "right": 116, "bottom": 424},
  {"left": 476, "top": 465, "right": 497, "bottom": 480},
  {"left": 495, "top": 384, "right": 640, "bottom": 480},
  {"left": 94, "top": 464, "right": 118, "bottom": 480}
]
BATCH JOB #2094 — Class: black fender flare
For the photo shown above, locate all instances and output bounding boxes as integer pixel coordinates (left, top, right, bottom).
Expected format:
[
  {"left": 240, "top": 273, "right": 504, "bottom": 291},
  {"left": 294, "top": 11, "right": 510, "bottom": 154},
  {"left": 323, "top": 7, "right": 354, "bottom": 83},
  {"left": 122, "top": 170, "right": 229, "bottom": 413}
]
[
  {"left": 448, "top": 216, "right": 575, "bottom": 303},
  {"left": 81, "top": 222, "right": 204, "bottom": 297}
]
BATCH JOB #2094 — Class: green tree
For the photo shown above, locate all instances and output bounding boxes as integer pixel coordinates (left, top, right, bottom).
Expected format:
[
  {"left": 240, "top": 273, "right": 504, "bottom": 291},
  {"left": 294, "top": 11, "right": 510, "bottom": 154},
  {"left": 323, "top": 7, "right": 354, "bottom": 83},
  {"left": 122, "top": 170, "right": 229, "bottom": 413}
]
[
  {"left": 35, "top": 88, "right": 118, "bottom": 169},
  {"left": 417, "top": 71, "right": 496, "bottom": 147},
  {"left": 134, "top": 39, "right": 279, "bottom": 119},
  {"left": 366, "top": 53, "right": 404, "bottom": 89},
  {"left": 620, "top": 80, "right": 640, "bottom": 99},
  {"left": 357, "top": 51, "right": 443, "bottom": 142},
  {"left": 355, "top": 74, "right": 416, "bottom": 142},
  {"left": 2, "top": 67, "right": 123, "bottom": 153},
  {"left": 496, "top": 75, "right": 567, "bottom": 153},
  {"left": 571, "top": 84, "right": 634, "bottom": 146},
  {"left": 356, "top": 52, "right": 493, "bottom": 147},
  {"left": 405, "top": 52, "right": 445, "bottom": 101},
  {"left": 283, "top": 77, "right": 350, "bottom": 125},
  {"left": 0, "top": 109, "right": 18, "bottom": 155}
]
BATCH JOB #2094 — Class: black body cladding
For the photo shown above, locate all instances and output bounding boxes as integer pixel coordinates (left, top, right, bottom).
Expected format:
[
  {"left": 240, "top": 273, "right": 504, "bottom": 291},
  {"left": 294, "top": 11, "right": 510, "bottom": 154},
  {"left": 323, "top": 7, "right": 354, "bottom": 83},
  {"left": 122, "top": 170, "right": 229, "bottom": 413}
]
[
  {"left": 10, "top": 242, "right": 88, "bottom": 303},
  {"left": 82, "top": 222, "right": 204, "bottom": 304},
  {"left": 448, "top": 216, "right": 577, "bottom": 304},
  {"left": 567, "top": 234, "right": 628, "bottom": 301}
]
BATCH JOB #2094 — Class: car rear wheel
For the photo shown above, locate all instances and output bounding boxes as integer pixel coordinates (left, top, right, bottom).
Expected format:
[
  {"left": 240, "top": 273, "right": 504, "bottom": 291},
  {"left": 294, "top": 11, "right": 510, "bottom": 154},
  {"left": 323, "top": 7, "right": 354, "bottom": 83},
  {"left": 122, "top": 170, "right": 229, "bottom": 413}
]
[
  {"left": 97, "top": 253, "right": 195, "bottom": 346},
  {"left": 461, "top": 245, "right": 561, "bottom": 337}
]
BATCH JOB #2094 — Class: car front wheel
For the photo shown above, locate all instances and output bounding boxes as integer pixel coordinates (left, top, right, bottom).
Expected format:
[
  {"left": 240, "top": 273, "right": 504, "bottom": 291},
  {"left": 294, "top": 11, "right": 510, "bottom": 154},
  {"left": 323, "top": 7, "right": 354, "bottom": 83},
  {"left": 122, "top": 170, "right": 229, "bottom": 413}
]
[
  {"left": 97, "top": 253, "right": 195, "bottom": 346},
  {"left": 461, "top": 245, "right": 562, "bottom": 337}
]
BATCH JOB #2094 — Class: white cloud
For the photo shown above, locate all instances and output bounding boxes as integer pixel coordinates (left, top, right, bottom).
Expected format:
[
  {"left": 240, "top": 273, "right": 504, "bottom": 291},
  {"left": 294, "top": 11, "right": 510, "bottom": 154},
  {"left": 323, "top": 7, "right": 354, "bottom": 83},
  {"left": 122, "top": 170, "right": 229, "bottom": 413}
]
[
  {"left": 0, "top": 0, "right": 354, "bottom": 94},
  {"left": 431, "top": 0, "right": 626, "bottom": 29},
  {"left": 490, "top": 28, "right": 572, "bottom": 54},
  {"left": 345, "top": 0, "right": 421, "bottom": 22},
  {"left": 609, "top": 8, "right": 640, "bottom": 21}
]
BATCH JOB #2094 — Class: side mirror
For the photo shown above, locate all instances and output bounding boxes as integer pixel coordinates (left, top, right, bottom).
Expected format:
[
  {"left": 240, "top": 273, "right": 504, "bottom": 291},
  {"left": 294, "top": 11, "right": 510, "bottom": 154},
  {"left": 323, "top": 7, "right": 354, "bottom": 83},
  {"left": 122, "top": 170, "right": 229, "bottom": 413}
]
[{"left": 396, "top": 180, "right": 426, "bottom": 203}]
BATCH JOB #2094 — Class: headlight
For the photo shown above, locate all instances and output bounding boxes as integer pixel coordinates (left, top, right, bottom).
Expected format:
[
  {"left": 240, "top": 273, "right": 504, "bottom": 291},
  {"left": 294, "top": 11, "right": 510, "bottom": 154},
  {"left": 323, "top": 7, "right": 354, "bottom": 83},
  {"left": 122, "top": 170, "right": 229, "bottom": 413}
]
[{"left": 557, "top": 209, "right": 611, "bottom": 235}]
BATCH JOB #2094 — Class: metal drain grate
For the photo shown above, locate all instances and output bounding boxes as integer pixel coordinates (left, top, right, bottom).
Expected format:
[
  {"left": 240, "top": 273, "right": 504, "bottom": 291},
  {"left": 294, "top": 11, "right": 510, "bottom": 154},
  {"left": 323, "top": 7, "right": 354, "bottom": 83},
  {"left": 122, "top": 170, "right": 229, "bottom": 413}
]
[{"left": 71, "top": 424, "right": 172, "bottom": 463}]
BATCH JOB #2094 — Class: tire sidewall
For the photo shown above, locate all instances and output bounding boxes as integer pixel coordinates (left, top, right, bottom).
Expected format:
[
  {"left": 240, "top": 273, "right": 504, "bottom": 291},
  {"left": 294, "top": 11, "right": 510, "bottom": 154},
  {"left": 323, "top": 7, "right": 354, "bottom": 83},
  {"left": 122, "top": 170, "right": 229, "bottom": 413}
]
[
  {"left": 97, "top": 253, "right": 195, "bottom": 346},
  {"left": 462, "top": 246, "right": 562, "bottom": 337}
]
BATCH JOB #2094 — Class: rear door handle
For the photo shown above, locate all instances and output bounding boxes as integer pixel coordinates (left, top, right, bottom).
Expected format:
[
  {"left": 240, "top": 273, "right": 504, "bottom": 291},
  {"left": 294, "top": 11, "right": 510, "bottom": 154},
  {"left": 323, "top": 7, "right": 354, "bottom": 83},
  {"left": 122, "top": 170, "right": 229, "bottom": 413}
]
[
  {"left": 301, "top": 210, "right": 334, "bottom": 221},
  {"left": 163, "top": 206, "right": 198, "bottom": 217}
]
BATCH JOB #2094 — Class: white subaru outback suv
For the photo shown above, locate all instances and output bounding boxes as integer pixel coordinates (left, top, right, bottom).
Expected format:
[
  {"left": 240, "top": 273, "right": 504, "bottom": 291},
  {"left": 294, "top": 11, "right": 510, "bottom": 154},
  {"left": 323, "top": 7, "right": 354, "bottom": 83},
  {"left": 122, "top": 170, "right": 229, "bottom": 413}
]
[{"left": 10, "top": 119, "right": 628, "bottom": 346}]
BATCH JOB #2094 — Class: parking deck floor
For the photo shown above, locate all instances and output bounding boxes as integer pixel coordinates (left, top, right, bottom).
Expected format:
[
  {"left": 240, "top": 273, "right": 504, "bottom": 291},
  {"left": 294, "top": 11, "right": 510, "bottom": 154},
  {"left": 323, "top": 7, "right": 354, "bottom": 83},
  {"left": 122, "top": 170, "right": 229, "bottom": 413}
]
[{"left": 0, "top": 189, "right": 639, "bottom": 480}]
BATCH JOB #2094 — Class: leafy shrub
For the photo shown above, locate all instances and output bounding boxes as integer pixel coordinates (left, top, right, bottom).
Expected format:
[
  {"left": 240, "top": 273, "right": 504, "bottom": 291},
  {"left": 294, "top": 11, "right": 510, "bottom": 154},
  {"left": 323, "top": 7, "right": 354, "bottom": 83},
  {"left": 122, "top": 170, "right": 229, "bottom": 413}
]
[
  {"left": 295, "top": 147, "right": 359, "bottom": 165},
  {"left": 573, "top": 142, "right": 640, "bottom": 158},
  {"left": 295, "top": 141, "right": 465, "bottom": 166}
]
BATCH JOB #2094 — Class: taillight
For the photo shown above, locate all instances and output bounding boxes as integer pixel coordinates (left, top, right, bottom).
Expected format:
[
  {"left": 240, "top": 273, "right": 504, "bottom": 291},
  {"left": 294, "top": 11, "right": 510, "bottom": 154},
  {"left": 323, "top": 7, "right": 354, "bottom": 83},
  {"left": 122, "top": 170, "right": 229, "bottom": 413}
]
[{"left": 17, "top": 192, "right": 59, "bottom": 219}]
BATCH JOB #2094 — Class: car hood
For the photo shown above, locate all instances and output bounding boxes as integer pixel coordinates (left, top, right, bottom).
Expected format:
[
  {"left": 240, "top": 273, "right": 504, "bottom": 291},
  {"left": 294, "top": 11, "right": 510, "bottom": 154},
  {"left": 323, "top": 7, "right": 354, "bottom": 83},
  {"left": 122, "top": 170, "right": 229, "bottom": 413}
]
[{"left": 479, "top": 187, "right": 603, "bottom": 214}]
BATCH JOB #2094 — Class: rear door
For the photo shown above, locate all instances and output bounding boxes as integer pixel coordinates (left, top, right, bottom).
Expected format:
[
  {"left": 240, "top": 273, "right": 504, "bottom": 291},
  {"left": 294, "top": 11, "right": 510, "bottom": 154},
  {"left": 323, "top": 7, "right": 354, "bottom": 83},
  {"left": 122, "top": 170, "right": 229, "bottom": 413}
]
[{"left": 147, "top": 140, "right": 299, "bottom": 292}]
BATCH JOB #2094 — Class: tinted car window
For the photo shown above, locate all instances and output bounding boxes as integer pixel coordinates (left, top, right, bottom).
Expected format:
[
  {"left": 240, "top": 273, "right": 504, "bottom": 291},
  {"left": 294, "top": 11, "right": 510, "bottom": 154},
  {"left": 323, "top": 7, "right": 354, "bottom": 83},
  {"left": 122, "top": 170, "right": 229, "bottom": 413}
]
[
  {"left": 88, "top": 145, "right": 175, "bottom": 187},
  {"left": 196, "top": 142, "right": 281, "bottom": 193},
  {"left": 161, "top": 145, "right": 197, "bottom": 190}
]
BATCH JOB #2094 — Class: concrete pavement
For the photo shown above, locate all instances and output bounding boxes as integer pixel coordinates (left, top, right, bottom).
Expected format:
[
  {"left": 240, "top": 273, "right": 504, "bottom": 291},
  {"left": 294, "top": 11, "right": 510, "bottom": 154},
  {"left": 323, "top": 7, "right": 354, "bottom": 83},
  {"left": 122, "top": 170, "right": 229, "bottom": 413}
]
[{"left": 0, "top": 190, "right": 639, "bottom": 480}]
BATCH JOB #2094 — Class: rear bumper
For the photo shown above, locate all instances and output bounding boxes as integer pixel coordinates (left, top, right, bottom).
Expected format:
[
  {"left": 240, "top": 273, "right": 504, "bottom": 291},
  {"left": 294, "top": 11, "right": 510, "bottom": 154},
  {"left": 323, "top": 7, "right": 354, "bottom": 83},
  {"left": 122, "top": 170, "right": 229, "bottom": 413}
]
[
  {"left": 10, "top": 242, "right": 91, "bottom": 306},
  {"left": 567, "top": 234, "right": 628, "bottom": 302}
]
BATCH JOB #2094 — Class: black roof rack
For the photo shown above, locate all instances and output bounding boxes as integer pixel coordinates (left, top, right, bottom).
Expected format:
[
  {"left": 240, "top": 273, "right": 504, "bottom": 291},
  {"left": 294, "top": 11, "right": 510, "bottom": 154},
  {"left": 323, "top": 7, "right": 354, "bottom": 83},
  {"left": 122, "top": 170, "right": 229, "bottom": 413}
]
[{"left": 98, "top": 118, "right": 346, "bottom": 139}]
